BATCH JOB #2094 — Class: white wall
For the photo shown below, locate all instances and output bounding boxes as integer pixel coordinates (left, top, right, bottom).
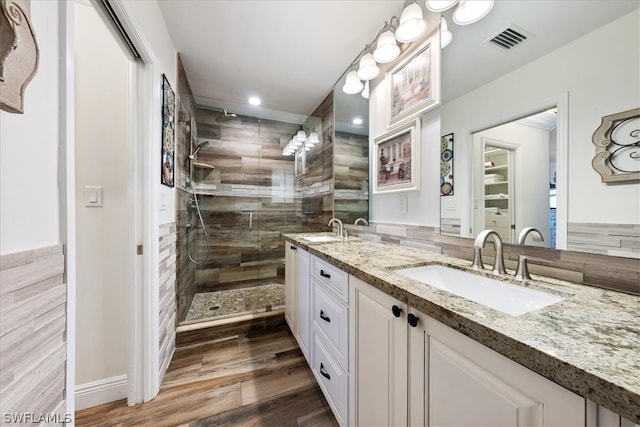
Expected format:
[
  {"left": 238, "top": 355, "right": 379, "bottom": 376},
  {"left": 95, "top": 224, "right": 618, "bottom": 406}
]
[
  {"left": 440, "top": 10, "right": 639, "bottom": 229},
  {"left": 74, "top": 2, "right": 129, "bottom": 405},
  {"left": 368, "top": 30, "right": 442, "bottom": 227},
  {"left": 122, "top": 0, "right": 177, "bottom": 225},
  {"left": 0, "top": 0, "right": 60, "bottom": 254}
]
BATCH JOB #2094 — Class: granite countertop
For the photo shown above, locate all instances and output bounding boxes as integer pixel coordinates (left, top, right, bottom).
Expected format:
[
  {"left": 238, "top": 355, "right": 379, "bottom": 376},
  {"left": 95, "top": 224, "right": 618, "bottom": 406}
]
[{"left": 283, "top": 232, "right": 640, "bottom": 422}]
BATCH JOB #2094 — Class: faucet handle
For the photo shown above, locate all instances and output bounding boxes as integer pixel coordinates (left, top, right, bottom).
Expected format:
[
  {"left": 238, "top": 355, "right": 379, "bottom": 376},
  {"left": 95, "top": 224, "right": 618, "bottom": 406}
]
[{"left": 515, "top": 254, "right": 549, "bottom": 280}]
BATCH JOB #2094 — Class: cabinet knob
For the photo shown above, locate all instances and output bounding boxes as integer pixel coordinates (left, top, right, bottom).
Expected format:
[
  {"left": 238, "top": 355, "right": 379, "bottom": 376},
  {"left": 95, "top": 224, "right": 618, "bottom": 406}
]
[
  {"left": 320, "top": 363, "right": 331, "bottom": 380},
  {"left": 408, "top": 313, "right": 419, "bottom": 327},
  {"left": 392, "top": 305, "right": 402, "bottom": 318}
]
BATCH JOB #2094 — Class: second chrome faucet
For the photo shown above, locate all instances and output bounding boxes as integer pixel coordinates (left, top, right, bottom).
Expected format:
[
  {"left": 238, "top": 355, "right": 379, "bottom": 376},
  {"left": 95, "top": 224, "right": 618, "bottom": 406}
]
[
  {"left": 472, "top": 230, "right": 507, "bottom": 274},
  {"left": 328, "top": 218, "right": 346, "bottom": 239}
]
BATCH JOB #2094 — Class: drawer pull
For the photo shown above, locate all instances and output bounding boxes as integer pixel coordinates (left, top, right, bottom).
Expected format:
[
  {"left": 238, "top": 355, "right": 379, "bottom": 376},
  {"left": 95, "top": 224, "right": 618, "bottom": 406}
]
[
  {"left": 320, "top": 270, "right": 331, "bottom": 278},
  {"left": 320, "top": 363, "right": 331, "bottom": 380},
  {"left": 408, "top": 313, "right": 419, "bottom": 327},
  {"left": 290, "top": 245, "right": 297, "bottom": 250},
  {"left": 320, "top": 310, "right": 331, "bottom": 323},
  {"left": 392, "top": 305, "right": 402, "bottom": 318}
]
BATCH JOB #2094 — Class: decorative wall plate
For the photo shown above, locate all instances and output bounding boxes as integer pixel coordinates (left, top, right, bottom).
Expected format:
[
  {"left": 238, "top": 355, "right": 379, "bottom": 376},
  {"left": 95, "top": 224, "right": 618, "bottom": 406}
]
[
  {"left": 591, "top": 107, "right": 640, "bottom": 183},
  {"left": 0, "top": 0, "right": 39, "bottom": 114}
]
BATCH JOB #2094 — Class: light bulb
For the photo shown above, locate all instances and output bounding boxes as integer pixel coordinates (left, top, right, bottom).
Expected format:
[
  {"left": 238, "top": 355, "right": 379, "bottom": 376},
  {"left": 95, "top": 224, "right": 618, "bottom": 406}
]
[
  {"left": 342, "top": 70, "right": 364, "bottom": 95},
  {"left": 357, "top": 53, "right": 380, "bottom": 81},
  {"left": 425, "top": 0, "right": 458, "bottom": 12},
  {"left": 361, "top": 81, "right": 370, "bottom": 99},
  {"left": 395, "top": 2, "right": 427, "bottom": 43},
  {"left": 453, "top": 0, "right": 494, "bottom": 25},
  {"left": 440, "top": 17, "right": 452, "bottom": 48},
  {"left": 373, "top": 30, "right": 401, "bottom": 63}
]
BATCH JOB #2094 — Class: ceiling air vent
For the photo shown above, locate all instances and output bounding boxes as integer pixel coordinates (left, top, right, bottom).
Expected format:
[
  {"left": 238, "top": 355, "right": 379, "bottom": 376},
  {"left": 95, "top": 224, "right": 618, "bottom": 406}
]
[{"left": 488, "top": 26, "right": 531, "bottom": 51}]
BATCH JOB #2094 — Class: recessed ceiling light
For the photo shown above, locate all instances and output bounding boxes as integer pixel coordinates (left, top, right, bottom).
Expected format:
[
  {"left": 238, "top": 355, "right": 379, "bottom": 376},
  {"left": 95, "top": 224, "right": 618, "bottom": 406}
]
[
  {"left": 248, "top": 96, "right": 261, "bottom": 106},
  {"left": 353, "top": 117, "right": 363, "bottom": 125}
]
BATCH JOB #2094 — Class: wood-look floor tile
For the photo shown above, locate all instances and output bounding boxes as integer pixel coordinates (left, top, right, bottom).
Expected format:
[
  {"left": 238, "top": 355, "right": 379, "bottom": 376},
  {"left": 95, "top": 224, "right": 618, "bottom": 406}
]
[{"left": 76, "top": 323, "right": 336, "bottom": 427}]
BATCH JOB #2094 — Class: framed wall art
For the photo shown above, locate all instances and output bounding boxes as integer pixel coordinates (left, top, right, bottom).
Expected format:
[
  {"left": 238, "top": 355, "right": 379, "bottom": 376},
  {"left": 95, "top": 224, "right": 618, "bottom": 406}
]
[
  {"left": 440, "top": 133, "right": 454, "bottom": 196},
  {"left": 161, "top": 74, "right": 175, "bottom": 187},
  {"left": 386, "top": 32, "right": 440, "bottom": 129},
  {"left": 373, "top": 118, "right": 421, "bottom": 194}
]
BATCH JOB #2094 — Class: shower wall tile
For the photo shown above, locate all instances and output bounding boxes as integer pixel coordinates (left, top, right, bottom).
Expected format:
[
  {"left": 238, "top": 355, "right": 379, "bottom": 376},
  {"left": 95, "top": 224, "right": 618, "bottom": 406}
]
[
  {"left": 176, "top": 188, "right": 196, "bottom": 322},
  {"left": 192, "top": 109, "right": 301, "bottom": 294},
  {"left": 0, "top": 244, "right": 66, "bottom": 421},
  {"left": 159, "top": 222, "right": 177, "bottom": 381}
]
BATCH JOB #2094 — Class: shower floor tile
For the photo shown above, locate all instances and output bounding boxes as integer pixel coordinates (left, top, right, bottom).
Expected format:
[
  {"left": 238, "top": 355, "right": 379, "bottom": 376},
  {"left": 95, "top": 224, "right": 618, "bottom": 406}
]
[{"left": 185, "top": 283, "right": 285, "bottom": 323}]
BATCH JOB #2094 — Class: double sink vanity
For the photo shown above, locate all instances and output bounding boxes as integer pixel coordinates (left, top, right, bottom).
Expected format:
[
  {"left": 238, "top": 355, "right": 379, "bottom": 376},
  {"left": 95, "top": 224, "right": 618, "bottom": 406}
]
[{"left": 283, "top": 232, "right": 639, "bottom": 426}]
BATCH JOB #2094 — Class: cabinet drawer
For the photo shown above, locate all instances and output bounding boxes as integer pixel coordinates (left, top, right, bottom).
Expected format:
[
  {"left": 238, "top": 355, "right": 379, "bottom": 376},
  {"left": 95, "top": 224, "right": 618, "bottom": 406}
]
[
  {"left": 312, "top": 279, "right": 348, "bottom": 371},
  {"left": 311, "top": 255, "right": 348, "bottom": 304},
  {"left": 485, "top": 215, "right": 509, "bottom": 228},
  {"left": 312, "top": 333, "right": 348, "bottom": 425}
]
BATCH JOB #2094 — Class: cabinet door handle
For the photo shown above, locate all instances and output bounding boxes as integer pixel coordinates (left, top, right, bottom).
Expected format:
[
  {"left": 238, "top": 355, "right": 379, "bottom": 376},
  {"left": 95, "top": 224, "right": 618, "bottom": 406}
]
[
  {"left": 290, "top": 245, "right": 297, "bottom": 251},
  {"left": 408, "top": 313, "right": 419, "bottom": 327},
  {"left": 320, "top": 270, "right": 331, "bottom": 278},
  {"left": 320, "top": 363, "right": 331, "bottom": 380},
  {"left": 320, "top": 310, "right": 331, "bottom": 323}
]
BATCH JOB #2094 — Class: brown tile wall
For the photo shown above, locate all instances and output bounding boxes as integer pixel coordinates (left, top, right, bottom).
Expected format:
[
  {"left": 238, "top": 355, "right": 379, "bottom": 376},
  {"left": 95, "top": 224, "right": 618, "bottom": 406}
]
[
  {"left": 193, "top": 109, "right": 301, "bottom": 294},
  {"left": 346, "top": 222, "right": 640, "bottom": 295},
  {"left": 334, "top": 130, "right": 369, "bottom": 225},
  {"left": 300, "top": 93, "right": 335, "bottom": 232}
]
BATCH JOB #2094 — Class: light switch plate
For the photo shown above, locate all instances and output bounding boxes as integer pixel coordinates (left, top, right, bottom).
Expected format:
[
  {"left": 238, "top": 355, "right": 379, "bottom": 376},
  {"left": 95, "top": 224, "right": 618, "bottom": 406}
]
[
  {"left": 399, "top": 194, "right": 407, "bottom": 214},
  {"left": 84, "top": 186, "right": 103, "bottom": 207}
]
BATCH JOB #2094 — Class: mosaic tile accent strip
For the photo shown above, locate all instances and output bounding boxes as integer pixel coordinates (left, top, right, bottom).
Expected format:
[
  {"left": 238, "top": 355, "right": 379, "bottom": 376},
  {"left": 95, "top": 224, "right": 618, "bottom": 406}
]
[{"left": 185, "top": 283, "right": 284, "bottom": 323}]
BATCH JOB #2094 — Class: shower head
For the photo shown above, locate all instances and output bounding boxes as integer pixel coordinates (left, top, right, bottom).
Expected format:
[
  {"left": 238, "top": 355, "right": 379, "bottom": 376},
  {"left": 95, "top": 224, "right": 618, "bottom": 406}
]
[
  {"left": 215, "top": 109, "right": 238, "bottom": 123},
  {"left": 189, "top": 140, "right": 211, "bottom": 160}
]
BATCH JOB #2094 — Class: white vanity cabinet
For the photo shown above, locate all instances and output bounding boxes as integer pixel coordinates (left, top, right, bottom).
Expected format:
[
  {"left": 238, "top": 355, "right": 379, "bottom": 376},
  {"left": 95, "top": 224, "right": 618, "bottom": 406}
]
[
  {"left": 284, "top": 243, "right": 310, "bottom": 360},
  {"left": 348, "top": 275, "right": 408, "bottom": 427},
  {"left": 408, "top": 308, "right": 586, "bottom": 427},
  {"left": 310, "top": 255, "right": 350, "bottom": 426}
]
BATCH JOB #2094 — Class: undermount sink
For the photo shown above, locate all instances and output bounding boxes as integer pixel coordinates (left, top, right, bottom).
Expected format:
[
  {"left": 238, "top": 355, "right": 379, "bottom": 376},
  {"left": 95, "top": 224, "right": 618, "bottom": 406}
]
[
  {"left": 396, "top": 265, "right": 564, "bottom": 316},
  {"left": 303, "top": 235, "right": 343, "bottom": 243}
]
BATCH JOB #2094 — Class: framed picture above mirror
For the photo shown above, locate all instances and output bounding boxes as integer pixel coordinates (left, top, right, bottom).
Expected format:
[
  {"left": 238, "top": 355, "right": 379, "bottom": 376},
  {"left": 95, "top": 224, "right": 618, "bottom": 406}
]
[{"left": 387, "top": 32, "right": 440, "bottom": 130}]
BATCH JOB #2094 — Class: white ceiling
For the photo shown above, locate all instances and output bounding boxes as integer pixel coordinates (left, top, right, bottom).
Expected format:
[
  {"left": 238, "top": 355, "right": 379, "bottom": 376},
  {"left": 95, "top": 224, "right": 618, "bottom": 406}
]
[
  {"left": 158, "top": 0, "right": 403, "bottom": 117},
  {"left": 158, "top": 1, "right": 638, "bottom": 119}
]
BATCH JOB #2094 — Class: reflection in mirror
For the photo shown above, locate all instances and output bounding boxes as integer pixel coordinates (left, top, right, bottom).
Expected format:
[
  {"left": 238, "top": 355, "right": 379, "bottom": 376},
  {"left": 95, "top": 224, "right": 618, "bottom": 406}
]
[
  {"left": 334, "top": 72, "right": 370, "bottom": 225},
  {"left": 471, "top": 109, "right": 557, "bottom": 248},
  {"left": 438, "top": 1, "right": 639, "bottom": 258}
]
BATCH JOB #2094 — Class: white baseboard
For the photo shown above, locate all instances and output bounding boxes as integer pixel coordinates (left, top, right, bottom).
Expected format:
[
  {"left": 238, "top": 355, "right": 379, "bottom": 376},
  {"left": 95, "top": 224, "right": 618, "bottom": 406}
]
[{"left": 75, "top": 375, "right": 128, "bottom": 411}]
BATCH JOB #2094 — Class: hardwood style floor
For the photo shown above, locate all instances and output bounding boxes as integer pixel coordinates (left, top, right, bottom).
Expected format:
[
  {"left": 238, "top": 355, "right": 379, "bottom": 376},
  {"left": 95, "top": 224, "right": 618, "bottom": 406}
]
[{"left": 75, "top": 318, "right": 338, "bottom": 427}]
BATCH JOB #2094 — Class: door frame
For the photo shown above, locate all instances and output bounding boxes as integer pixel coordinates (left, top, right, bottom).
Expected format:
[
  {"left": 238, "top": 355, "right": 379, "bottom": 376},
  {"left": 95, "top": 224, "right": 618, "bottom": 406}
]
[{"left": 61, "top": 0, "right": 161, "bottom": 413}]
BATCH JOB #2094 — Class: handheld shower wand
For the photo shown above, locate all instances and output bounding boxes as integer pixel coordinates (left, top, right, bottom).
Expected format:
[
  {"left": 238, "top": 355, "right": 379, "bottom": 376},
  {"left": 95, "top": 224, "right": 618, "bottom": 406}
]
[{"left": 189, "top": 140, "right": 211, "bottom": 160}]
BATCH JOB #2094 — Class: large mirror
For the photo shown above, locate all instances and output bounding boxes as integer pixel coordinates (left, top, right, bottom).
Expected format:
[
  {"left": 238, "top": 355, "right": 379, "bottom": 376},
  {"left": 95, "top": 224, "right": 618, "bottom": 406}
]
[
  {"left": 334, "top": 72, "right": 370, "bottom": 225},
  {"left": 439, "top": 0, "right": 639, "bottom": 258}
]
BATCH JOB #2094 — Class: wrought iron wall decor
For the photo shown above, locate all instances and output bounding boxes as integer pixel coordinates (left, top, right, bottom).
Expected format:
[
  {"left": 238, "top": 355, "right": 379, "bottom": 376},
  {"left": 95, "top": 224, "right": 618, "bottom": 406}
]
[
  {"left": 592, "top": 107, "right": 640, "bottom": 183},
  {"left": 0, "top": 0, "right": 39, "bottom": 114}
]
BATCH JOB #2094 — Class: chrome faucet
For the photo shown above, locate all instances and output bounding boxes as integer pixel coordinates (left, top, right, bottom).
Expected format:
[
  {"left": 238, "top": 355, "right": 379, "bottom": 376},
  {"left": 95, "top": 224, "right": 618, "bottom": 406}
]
[
  {"left": 354, "top": 217, "right": 369, "bottom": 226},
  {"left": 517, "top": 227, "right": 544, "bottom": 245},
  {"left": 472, "top": 230, "right": 507, "bottom": 274},
  {"left": 328, "top": 218, "right": 345, "bottom": 239},
  {"left": 515, "top": 227, "right": 546, "bottom": 280}
]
